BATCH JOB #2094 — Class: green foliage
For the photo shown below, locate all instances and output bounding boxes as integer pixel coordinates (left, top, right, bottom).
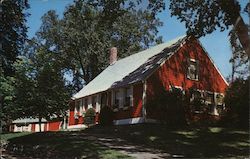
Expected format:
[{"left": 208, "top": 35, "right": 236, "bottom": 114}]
[
  {"left": 99, "top": 106, "right": 114, "bottom": 126},
  {"left": 223, "top": 78, "right": 249, "bottom": 128},
  {"left": 84, "top": 108, "right": 96, "bottom": 125},
  {"left": 0, "top": 74, "right": 16, "bottom": 131},
  {"left": 169, "top": 0, "right": 249, "bottom": 59},
  {"left": 146, "top": 87, "right": 187, "bottom": 125},
  {"left": 1, "top": 0, "right": 29, "bottom": 76},
  {"left": 1, "top": 45, "right": 71, "bottom": 131},
  {"left": 229, "top": 30, "right": 249, "bottom": 80},
  {"left": 35, "top": 0, "right": 164, "bottom": 92},
  {"left": 85, "top": 108, "right": 96, "bottom": 117},
  {"left": 169, "top": 0, "right": 241, "bottom": 37}
]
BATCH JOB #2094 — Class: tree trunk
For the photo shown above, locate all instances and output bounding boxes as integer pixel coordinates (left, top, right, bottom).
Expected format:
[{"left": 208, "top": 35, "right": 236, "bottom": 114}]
[
  {"left": 220, "top": 0, "right": 250, "bottom": 56},
  {"left": 233, "top": 16, "right": 250, "bottom": 57}
]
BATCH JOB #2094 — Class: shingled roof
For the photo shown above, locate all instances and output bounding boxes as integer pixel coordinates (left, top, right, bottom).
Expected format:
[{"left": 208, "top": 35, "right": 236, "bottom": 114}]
[{"left": 73, "top": 35, "right": 187, "bottom": 99}]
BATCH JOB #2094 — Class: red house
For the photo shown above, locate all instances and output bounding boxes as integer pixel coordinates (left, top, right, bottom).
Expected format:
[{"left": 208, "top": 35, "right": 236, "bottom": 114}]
[{"left": 68, "top": 36, "right": 228, "bottom": 127}]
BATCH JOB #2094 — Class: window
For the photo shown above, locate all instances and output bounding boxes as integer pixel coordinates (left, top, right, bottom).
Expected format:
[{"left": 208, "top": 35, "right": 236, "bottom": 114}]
[
  {"left": 124, "top": 87, "right": 132, "bottom": 106},
  {"left": 187, "top": 59, "right": 199, "bottom": 80},
  {"left": 84, "top": 98, "right": 88, "bottom": 110},
  {"left": 215, "top": 94, "right": 224, "bottom": 105},
  {"left": 75, "top": 100, "right": 80, "bottom": 112},
  {"left": 92, "top": 96, "right": 97, "bottom": 109},
  {"left": 74, "top": 100, "right": 80, "bottom": 119},
  {"left": 205, "top": 92, "right": 214, "bottom": 114},
  {"left": 205, "top": 92, "right": 214, "bottom": 104},
  {"left": 79, "top": 99, "right": 83, "bottom": 116},
  {"left": 101, "top": 93, "right": 107, "bottom": 108},
  {"left": 114, "top": 90, "right": 119, "bottom": 109},
  {"left": 215, "top": 93, "right": 224, "bottom": 115},
  {"left": 190, "top": 89, "right": 203, "bottom": 112}
]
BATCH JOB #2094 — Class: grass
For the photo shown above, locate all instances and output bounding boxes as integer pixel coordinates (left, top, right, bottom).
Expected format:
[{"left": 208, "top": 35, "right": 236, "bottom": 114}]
[
  {"left": 1, "top": 132, "right": 32, "bottom": 143},
  {"left": 3, "top": 124, "right": 250, "bottom": 158},
  {"left": 4, "top": 131, "right": 133, "bottom": 159},
  {"left": 85, "top": 124, "right": 250, "bottom": 158}
]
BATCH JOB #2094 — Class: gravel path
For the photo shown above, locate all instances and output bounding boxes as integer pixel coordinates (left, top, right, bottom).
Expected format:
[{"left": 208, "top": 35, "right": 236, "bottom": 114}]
[{"left": 81, "top": 134, "right": 172, "bottom": 159}]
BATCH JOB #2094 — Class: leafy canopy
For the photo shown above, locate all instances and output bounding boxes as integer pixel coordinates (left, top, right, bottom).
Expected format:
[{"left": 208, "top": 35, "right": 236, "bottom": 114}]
[{"left": 35, "top": 0, "right": 164, "bottom": 92}]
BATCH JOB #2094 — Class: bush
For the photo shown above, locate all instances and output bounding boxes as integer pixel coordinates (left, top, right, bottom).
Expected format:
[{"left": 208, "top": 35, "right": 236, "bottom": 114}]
[
  {"left": 146, "top": 86, "right": 187, "bottom": 126},
  {"left": 84, "top": 108, "right": 96, "bottom": 125},
  {"left": 223, "top": 77, "right": 249, "bottom": 128},
  {"left": 99, "top": 106, "right": 114, "bottom": 126}
]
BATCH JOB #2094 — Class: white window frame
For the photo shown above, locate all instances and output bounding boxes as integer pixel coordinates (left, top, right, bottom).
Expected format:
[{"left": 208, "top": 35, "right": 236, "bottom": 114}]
[
  {"left": 113, "top": 89, "right": 120, "bottom": 112},
  {"left": 79, "top": 99, "right": 83, "bottom": 116},
  {"left": 92, "top": 95, "right": 97, "bottom": 109},
  {"left": 74, "top": 100, "right": 81, "bottom": 118},
  {"left": 123, "top": 86, "right": 133, "bottom": 109},
  {"left": 187, "top": 58, "right": 199, "bottom": 81}
]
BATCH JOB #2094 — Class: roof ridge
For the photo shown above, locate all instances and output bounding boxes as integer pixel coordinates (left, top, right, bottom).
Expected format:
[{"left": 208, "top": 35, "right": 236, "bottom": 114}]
[{"left": 114, "top": 35, "right": 187, "bottom": 64}]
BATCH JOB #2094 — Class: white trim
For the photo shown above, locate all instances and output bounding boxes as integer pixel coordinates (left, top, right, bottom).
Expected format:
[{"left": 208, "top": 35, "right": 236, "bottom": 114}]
[
  {"left": 187, "top": 58, "right": 199, "bottom": 81},
  {"left": 67, "top": 124, "right": 87, "bottom": 130},
  {"left": 113, "top": 117, "right": 144, "bottom": 125},
  {"left": 129, "top": 85, "right": 133, "bottom": 107},
  {"left": 196, "top": 40, "right": 229, "bottom": 86},
  {"left": 190, "top": 58, "right": 197, "bottom": 62},
  {"left": 145, "top": 118, "right": 159, "bottom": 123},
  {"left": 123, "top": 107, "right": 129, "bottom": 110},
  {"left": 169, "top": 85, "right": 183, "bottom": 90},
  {"left": 142, "top": 80, "right": 147, "bottom": 119}
]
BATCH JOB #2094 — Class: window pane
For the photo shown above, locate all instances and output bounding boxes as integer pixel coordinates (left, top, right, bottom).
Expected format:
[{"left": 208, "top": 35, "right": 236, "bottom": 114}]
[{"left": 187, "top": 59, "right": 199, "bottom": 80}]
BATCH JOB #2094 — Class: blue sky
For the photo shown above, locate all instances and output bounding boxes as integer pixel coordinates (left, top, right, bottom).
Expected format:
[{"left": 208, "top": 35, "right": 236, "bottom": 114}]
[{"left": 26, "top": 0, "right": 249, "bottom": 79}]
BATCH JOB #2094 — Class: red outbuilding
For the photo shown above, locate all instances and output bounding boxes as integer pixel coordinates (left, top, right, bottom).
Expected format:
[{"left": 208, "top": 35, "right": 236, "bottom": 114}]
[
  {"left": 11, "top": 118, "right": 63, "bottom": 132},
  {"left": 68, "top": 35, "right": 228, "bottom": 127}
]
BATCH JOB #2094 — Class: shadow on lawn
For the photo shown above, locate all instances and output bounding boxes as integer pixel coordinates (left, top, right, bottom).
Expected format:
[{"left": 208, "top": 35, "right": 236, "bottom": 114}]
[
  {"left": 5, "top": 124, "right": 249, "bottom": 158},
  {"left": 84, "top": 124, "right": 250, "bottom": 158},
  {"left": 6, "top": 131, "right": 130, "bottom": 159}
]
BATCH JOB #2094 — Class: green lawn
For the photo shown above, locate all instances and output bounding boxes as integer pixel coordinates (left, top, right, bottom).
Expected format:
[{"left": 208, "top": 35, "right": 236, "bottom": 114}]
[
  {"left": 85, "top": 124, "right": 250, "bottom": 158},
  {"left": 3, "top": 125, "right": 250, "bottom": 158},
  {"left": 1, "top": 132, "right": 32, "bottom": 143},
  {"left": 3, "top": 131, "right": 133, "bottom": 159}
]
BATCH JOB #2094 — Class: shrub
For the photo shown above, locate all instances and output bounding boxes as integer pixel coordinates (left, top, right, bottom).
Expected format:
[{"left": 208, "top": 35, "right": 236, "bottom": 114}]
[
  {"left": 99, "top": 106, "right": 114, "bottom": 126},
  {"left": 84, "top": 108, "right": 96, "bottom": 125},
  {"left": 85, "top": 108, "right": 96, "bottom": 117},
  {"left": 146, "top": 86, "right": 187, "bottom": 126},
  {"left": 223, "top": 77, "right": 249, "bottom": 128}
]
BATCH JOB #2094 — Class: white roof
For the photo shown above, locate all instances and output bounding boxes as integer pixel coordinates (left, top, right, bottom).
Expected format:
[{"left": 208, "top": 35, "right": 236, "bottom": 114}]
[
  {"left": 73, "top": 35, "right": 186, "bottom": 99},
  {"left": 12, "top": 118, "right": 47, "bottom": 124}
]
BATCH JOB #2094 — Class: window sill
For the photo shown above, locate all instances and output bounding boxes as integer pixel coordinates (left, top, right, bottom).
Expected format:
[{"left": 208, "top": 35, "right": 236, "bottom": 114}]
[
  {"left": 123, "top": 107, "right": 129, "bottom": 110},
  {"left": 187, "top": 77, "right": 199, "bottom": 81},
  {"left": 208, "top": 112, "right": 219, "bottom": 116},
  {"left": 193, "top": 111, "right": 203, "bottom": 114},
  {"left": 113, "top": 108, "right": 119, "bottom": 112}
]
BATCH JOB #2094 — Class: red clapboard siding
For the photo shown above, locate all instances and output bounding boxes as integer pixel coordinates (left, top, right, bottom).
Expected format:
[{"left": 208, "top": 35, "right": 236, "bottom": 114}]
[
  {"left": 146, "top": 38, "right": 228, "bottom": 119},
  {"left": 48, "top": 121, "right": 61, "bottom": 131},
  {"left": 69, "top": 110, "right": 75, "bottom": 126},
  {"left": 31, "top": 123, "right": 36, "bottom": 132}
]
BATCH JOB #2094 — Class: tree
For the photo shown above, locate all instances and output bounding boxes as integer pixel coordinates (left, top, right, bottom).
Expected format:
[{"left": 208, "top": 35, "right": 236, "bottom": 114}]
[
  {"left": 169, "top": 0, "right": 250, "bottom": 56},
  {"left": 224, "top": 77, "right": 249, "bottom": 128},
  {"left": 0, "top": 72, "right": 16, "bottom": 132},
  {"left": 229, "top": 29, "right": 249, "bottom": 81},
  {"left": 0, "top": 0, "right": 29, "bottom": 76},
  {"left": 10, "top": 42, "right": 71, "bottom": 132},
  {"left": 35, "top": 0, "right": 164, "bottom": 92}
]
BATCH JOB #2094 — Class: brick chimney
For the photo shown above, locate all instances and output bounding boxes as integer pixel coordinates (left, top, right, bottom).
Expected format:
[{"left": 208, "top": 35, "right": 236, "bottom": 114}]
[{"left": 109, "top": 47, "right": 117, "bottom": 65}]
